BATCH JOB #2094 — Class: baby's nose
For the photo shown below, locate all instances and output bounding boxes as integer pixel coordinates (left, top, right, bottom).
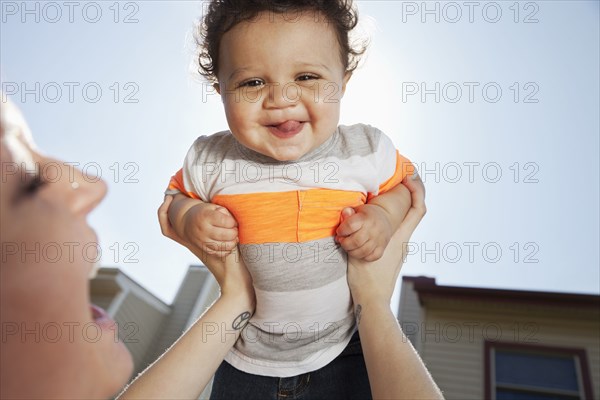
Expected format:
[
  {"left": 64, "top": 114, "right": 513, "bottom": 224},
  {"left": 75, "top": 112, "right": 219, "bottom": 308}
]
[{"left": 265, "top": 82, "right": 299, "bottom": 109}]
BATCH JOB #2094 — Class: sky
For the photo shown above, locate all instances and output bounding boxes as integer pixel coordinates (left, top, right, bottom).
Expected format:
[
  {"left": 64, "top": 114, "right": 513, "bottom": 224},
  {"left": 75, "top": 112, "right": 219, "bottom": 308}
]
[{"left": 1, "top": 1, "right": 598, "bottom": 305}]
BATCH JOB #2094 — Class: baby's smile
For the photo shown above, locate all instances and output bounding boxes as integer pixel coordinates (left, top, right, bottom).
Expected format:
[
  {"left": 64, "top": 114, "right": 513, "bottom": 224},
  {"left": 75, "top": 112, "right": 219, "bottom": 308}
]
[{"left": 266, "top": 120, "right": 306, "bottom": 139}]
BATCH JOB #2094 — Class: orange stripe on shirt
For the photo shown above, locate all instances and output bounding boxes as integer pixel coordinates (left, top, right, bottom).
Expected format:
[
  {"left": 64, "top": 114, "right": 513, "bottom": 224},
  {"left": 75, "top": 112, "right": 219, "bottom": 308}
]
[
  {"left": 368, "top": 152, "right": 415, "bottom": 201},
  {"left": 168, "top": 169, "right": 201, "bottom": 200},
  {"left": 213, "top": 189, "right": 366, "bottom": 244}
]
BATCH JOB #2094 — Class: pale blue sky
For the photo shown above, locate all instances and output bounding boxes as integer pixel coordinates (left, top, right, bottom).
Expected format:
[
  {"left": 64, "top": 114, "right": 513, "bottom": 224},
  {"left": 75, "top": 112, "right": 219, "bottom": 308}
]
[{"left": 2, "top": 1, "right": 598, "bottom": 304}]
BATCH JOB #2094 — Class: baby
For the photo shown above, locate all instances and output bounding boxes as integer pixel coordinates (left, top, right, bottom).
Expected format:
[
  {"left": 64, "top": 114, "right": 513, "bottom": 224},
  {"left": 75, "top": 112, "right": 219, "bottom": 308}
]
[{"left": 164, "top": 0, "right": 414, "bottom": 396}]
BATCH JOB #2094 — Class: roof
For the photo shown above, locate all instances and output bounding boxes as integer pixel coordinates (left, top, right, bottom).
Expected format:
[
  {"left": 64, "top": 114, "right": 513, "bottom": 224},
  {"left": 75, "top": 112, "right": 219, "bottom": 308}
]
[{"left": 403, "top": 276, "right": 600, "bottom": 308}]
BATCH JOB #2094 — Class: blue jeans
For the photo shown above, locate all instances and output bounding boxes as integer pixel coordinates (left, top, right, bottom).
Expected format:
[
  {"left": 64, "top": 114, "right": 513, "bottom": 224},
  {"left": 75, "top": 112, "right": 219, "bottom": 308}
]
[{"left": 210, "top": 331, "right": 372, "bottom": 400}]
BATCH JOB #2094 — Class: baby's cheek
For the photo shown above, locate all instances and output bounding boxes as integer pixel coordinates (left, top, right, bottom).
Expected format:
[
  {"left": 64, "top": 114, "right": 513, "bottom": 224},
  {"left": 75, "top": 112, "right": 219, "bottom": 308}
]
[{"left": 226, "top": 105, "right": 255, "bottom": 131}]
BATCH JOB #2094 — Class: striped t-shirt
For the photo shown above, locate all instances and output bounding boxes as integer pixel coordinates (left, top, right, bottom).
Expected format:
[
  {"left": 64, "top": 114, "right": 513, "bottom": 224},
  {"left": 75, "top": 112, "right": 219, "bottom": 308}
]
[{"left": 167, "top": 123, "right": 413, "bottom": 377}]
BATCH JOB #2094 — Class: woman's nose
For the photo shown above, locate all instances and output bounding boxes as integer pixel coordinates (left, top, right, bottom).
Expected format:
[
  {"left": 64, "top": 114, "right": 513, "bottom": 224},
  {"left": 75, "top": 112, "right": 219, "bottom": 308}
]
[{"left": 68, "top": 167, "right": 108, "bottom": 216}]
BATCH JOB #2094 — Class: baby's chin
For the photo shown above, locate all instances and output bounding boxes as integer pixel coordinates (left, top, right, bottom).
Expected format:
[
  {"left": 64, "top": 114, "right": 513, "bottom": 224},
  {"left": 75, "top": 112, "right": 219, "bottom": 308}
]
[
  {"left": 269, "top": 153, "right": 304, "bottom": 162},
  {"left": 262, "top": 144, "right": 317, "bottom": 162}
]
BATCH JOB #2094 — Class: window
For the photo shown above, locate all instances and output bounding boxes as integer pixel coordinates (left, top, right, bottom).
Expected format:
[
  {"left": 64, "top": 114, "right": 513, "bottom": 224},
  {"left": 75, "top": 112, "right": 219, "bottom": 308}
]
[{"left": 485, "top": 342, "right": 594, "bottom": 400}]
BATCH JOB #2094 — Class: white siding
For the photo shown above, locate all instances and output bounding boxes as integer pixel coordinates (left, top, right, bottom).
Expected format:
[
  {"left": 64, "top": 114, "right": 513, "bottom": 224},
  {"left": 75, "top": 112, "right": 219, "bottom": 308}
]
[
  {"left": 91, "top": 293, "right": 115, "bottom": 311},
  {"left": 144, "top": 266, "right": 211, "bottom": 367},
  {"left": 419, "top": 298, "right": 600, "bottom": 400},
  {"left": 399, "top": 279, "right": 425, "bottom": 351},
  {"left": 114, "top": 291, "right": 168, "bottom": 372}
]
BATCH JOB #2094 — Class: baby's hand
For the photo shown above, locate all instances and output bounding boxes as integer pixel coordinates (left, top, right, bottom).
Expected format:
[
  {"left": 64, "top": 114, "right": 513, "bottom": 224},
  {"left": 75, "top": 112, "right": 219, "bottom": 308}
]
[
  {"left": 335, "top": 205, "right": 394, "bottom": 262},
  {"left": 182, "top": 202, "right": 239, "bottom": 258}
]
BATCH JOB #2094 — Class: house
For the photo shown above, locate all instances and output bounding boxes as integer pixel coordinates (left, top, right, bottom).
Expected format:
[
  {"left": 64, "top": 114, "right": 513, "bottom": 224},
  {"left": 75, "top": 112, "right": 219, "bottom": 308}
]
[
  {"left": 399, "top": 276, "right": 600, "bottom": 399},
  {"left": 90, "top": 265, "right": 219, "bottom": 376},
  {"left": 92, "top": 267, "right": 600, "bottom": 399}
]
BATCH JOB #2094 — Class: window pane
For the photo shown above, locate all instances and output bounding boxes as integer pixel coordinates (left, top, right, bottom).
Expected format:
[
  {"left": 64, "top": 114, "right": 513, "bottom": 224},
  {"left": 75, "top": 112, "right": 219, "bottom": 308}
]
[
  {"left": 497, "top": 389, "right": 579, "bottom": 400},
  {"left": 495, "top": 350, "right": 579, "bottom": 391}
]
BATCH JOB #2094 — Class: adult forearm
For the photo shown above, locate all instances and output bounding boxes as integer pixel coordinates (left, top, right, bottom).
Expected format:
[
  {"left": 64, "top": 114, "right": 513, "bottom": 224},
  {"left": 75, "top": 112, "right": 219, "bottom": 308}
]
[
  {"left": 117, "top": 292, "right": 254, "bottom": 400},
  {"left": 357, "top": 302, "right": 444, "bottom": 400}
]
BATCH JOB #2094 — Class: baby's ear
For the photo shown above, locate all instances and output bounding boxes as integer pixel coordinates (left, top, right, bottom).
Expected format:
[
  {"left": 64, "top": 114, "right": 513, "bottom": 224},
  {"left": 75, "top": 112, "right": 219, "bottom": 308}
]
[{"left": 341, "top": 72, "right": 352, "bottom": 97}]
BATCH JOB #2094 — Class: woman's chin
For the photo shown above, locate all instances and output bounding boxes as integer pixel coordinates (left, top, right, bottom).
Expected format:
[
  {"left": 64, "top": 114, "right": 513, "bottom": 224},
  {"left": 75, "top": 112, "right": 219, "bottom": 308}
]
[
  {"left": 101, "top": 339, "right": 134, "bottom": 397},
  {"left": 90, "top": 303, "right": 134, "bottom": 395}
]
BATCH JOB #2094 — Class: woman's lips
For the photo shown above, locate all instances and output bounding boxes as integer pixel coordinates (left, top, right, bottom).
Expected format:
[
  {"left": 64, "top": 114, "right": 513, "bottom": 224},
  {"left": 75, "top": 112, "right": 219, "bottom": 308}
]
[
  {"left": 90, "top": 304, "right": 118, "bottom": 331},
  {"left": 268, "top": 120, "right": 305, "bottom": 138}
]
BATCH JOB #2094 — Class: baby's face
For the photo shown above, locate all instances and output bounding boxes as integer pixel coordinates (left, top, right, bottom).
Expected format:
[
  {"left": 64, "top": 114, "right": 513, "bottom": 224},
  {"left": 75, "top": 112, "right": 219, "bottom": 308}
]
[{"left": 216, "top": 11, "right": 350, "bottom": 161}]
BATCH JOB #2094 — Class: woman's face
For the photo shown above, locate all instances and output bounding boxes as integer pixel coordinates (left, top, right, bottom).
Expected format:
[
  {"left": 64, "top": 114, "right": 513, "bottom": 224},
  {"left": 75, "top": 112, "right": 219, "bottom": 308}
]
[{"left": 0, "top": 100, "right": 133, "bottom": 398}]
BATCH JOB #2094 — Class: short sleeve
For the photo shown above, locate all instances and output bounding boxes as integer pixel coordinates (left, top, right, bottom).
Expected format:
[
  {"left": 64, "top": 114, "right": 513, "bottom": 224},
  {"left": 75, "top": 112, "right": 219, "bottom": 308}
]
[
  {"left": 164, "top": 137, "right": 209, "bottom": 201},
  {"left": 367, "top": 132, "right": 415, "bottom": 201}
]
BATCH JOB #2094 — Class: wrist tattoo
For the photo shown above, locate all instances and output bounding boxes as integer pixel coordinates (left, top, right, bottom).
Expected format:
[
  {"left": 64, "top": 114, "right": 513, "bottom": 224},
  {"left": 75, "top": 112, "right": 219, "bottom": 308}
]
[
  {"left": 355, "top": 304, "right": 362, "bottom": 326},
  {"left": 232, "top": 311, "right": 252, "bottom": 330}
]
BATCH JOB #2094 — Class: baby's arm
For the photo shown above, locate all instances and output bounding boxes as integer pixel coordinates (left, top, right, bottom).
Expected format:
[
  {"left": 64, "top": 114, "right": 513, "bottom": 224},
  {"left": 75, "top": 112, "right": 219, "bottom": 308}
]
[
  {"left": 168, "top": 193, "right": 239, "bottom": 258},
  {"left": 336, "top": 176, "right": 412, "bottom": 261}
]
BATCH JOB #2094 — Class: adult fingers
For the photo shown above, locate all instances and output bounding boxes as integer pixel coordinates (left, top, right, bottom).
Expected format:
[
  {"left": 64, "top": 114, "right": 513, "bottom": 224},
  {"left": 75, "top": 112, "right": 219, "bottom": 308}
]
[
  {"left": 157, "top": 195, "right": 187, "bottom": 245},
  {"left": 403, "top": 172, "right": 427, "bottom": 216}
]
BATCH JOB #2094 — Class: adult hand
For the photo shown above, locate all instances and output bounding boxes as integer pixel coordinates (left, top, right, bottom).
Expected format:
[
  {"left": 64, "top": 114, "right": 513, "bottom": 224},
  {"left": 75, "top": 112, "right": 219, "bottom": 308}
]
[
  {"left": 345, "top": 173, "right": 443, "bottom": 399},
  {"left": 120, "top": 196, "right": 255, "bottom": 400},
  {"left": 158, "top": 195, "right": 192, "bottom": 247},
  {"left": 158, "top": 195, "right": 253, "bottom": 298},
  {"left": 347, "top": 172, "right": 426, "bottom": 307},
  {"left": 336, "top": 203, "right": 395, "bottom": 261}
]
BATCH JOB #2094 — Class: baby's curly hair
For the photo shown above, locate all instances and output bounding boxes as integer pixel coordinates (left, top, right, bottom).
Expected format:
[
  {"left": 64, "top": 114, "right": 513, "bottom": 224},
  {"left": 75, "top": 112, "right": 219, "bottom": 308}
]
[{"left": 197, "top": 0, "right": 367, "bottom": 83}]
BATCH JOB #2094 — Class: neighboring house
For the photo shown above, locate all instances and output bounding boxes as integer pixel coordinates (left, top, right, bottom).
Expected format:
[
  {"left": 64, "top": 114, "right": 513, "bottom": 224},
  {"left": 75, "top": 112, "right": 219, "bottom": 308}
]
[
  {"left": 399, "top": 276, "right": 600, "bottom": 400},
  {"left": 90, "top": 265, "right": 219, "bottom": 377},
  {"left": 93, "top": 268, "right": 600, "bottom": 400}
]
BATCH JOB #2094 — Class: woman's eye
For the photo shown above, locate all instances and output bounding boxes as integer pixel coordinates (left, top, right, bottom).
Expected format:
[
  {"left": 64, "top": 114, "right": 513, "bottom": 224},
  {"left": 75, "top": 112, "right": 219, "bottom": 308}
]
[
  {"left": 239, "top": 79, "right": 264, "bottom": 88},
  {"left": 22, "top": 174, "right": 47, "bottom": 196},
  {"left": 13, "top": 174, "right": 47, "bottom": 204}
]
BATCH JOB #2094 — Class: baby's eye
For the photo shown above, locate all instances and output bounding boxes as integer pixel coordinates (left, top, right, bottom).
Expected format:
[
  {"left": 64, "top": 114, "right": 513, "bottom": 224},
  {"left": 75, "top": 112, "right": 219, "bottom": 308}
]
[
  {"left": 296, "top": 74, "right": 319, "bottom": 82},
  {"left": 239, "top": 79, "right": 264, "bottom": 88}
]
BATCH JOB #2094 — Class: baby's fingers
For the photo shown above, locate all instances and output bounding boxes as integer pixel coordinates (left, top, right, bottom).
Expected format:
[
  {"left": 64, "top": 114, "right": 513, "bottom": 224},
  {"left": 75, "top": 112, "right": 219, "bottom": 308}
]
[
  {"left": 203, "top": 241, "right": 237, "bottom": 256},
  {"left": 338, "top": 230, "right": 369, "bottom": 252},
  {"left": 205, "top": 226, "right": 239, "bottom": 255},
  {"left": 336, "top": 213, "right": 363, "bottom": 237},
  {"left": 210, "top": 207, "right": 238, "bottom": 229},
  {"left": 346, "top": 240, "right": 377, "bottom": 260},
  {"left": 339, "top": 207, "right": 355, "bottom": 223},
  {"left": 209, "top": 226, "right": 239, "bottom": 243}
]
